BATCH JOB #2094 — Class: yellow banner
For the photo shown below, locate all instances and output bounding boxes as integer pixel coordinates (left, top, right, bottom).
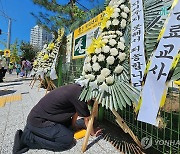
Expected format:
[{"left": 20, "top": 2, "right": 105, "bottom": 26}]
[{"left": 74, "top": 13, "right": 104, "bottom": 38}]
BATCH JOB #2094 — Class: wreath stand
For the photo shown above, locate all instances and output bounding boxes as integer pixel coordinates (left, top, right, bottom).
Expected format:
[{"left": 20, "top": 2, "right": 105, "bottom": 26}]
[
  {"left": 81, "top": 100, "right": 142, "bottom": 152},
  {"left": 45, "top": 76, "right": 57, "bottom": 95}
]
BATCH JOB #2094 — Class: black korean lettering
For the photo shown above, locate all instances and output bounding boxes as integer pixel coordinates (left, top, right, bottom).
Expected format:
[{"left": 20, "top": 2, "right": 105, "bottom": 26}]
[
  {"left": 132, "top": 71, "right": 143, "bottom": 78},
  {"left": 131, "top": 36, "right": 140, "bottom": 43},
  {"left": 149, "top": 63, "right": 167, "bottom": 80},
  {"left": 132, "top": 24, "right": 141, "bottom": 32},
  {"left": 132, "top": 53, "right": 143, "bottom": 61},
  {"left": 131, "top": 45, "right": 140, "bottom": 53},
  {"left": 133, "top": 81, "right": 142, "bottom": 87},
  {"left": 163, "top": 25, "right": 180, "bottom": 38},
  {"left": 174, "top": 12, "right": 180, "bottom": 20},
  {"left": 132, "top": 30, "right": 141, "bottom": 37},
  {"left": 131, "top": 61, "right": 143, "bottom": 70},
  {"left": 155, "top": 44, "right": 174, "bottom": 59}
]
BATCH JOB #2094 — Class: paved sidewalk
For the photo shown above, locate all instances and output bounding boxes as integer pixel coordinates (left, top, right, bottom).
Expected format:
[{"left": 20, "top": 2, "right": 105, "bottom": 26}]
[{"left": 0, "top": 73, "right": 121, "bottom": 154}]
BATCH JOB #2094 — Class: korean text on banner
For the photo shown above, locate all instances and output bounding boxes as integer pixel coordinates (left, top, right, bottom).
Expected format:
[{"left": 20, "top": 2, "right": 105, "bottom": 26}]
[
  {"left": 130, "top": 0, "right": 146, "bottom": 91},
  {"left": 72, "top": 13, "right": 103, "bottom": 59},
  {"left": 137, "top": 0, "right": 180, "bottom": 126}
]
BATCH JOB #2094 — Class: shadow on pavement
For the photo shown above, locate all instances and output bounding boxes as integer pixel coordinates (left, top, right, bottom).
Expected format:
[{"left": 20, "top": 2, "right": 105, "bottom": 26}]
[
  {"left": 0, "top": 90, "right": 17, "bottom": 96},
  {"left": 0, "top": 83, "right": 23, "bottom": 87},
  {"left": 86, "top": 135, "right": 104, "bottom": 150}
]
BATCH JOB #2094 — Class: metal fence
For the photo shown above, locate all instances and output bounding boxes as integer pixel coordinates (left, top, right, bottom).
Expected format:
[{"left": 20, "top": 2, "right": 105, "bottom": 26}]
[{"left": 61, "top": 62, "right": 180, "bottom": 154}]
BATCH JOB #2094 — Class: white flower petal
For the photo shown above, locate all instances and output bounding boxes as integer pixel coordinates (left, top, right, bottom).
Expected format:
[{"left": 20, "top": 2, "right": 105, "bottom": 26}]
[
  {"left": 114, "top": 65, "right": 124, "bottom": 74},
  {"left": 106, "top": 76, "right": 114, "bottom": 84},
  {"left": 110, "top": 48, "right": 118, "bottom": 56},
  {"left": 121, "top": 19, "right": 127, "bottom": 28},
  {"left": 102, "top": 45, "right": 110, "bottom": 53},
  {"left": 97, "top": 75, "right": 105, "bottom": 83},
  {"left": 106, "top": 56, "right": 115, "bottom": 65},
  {"left": 106, "top": 20, "right": 111, "bottom": 28},
  {"left": 112, "top": 19, "right": 119, "bottom": 25},
  {"left": 95, "top": 48, "right": 102, "bottom": 54},
  {"left": 117, "top": 42, "right": 125, "bottom": 50},
  {"left": 118, "top": 52, "right": 126, "bottom": 61},
  {"left": 92, "top": 63, "right": 101, "bottom": 71},
  {"left": 98, "top": 54, "right": 105, "bottom": 62},
  {"left": 101, "top": 68, "right": 111, "bottom": 77},
  {"left": 92, "top": 55, "right": 97, "bottom": 63},
  {"left": 99, "top": 82, "right": 109, "bottom": 92},
  {"left": 121, "top": 12, "right": 127, "bottom": 19},
  {"left": 109, "top": 39, "right": 117, "bottom": 46}
]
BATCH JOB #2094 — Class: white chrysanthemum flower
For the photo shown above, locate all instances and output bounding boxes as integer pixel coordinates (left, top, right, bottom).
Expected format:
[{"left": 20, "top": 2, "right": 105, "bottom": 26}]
[
  {"left": 109, "top": 35, "right": 117, "bottom": 39},
  {"left": 101, "top": 68, "right": 111, "bottom": 77},
  {"left": 106, "top": 56, "right": 115, "bottom": 65},
  {"left": 118, "top": 52, "right": 126, "bottom": 61},
  {"left": 102, "top": 39, "right": 108, "bottom": 43},
  {"left": 106, "top": 76, "right": 114, "bottom": 84},
  {"left": 106, "top": 20, "right": 111, "bottom": 28},
  {"left": 124, "top": 6, "right": 130, "bottom": 13},
  {"left": 99, "top": 82, "right": 109, "bottom": 92},
  {"left": 92, "top": 55, "right": 97, "bottom": 63},
  {"left": 95, "top": 48, "right": 102, "bottom": 54},
  {"left": 85, "top": 56, "right": 91, "bottom": 63},
  {"left": 112, "top": 12, "right": 119, "bottom": 18},
  {"left": 109, "top": 39, "right": 117, "bottom": 46},
  {"left": 117, "top": 0, "right": 125, "bottom": 5},
  {"left": 110, "top": 48, "right": 118, "bottom": 56},
  {"left": 104, "top": 36, "right": 109, "bottom": 39},
  {"left": 121, "top": 19, "right": 126, "bottom": 28},
  {"left": 112, "top": 4, "right": 119, "bottom": 8},
  {"left": 98, "top": 54, "right": 105, "bottom": 62},
  {"left": 116, "top": 31, "right": 123, "bottom": 36},
  {"left": 117, "top": 42, "right": 125, "bottom": 50},
  {"left": 97, "top": 75, "right": 105, "bottom": 83},
  {"left": 92, "top": 62, "right": 101, "bottom": 71},
  {"left": 120, "top": 4, "right": 125, "bottom": 9},
  {"left": 119, "top": 37, "right": 125, "bottom": 43},
  {"left": 112, "top": 18, "right": 119, "bottom": 25},
  {"left": 114, "top": 65, "right": 124, "bottom": 74},
  {"left": 114, "top": 8, "right": 120, "bottom": 12},
  {"left": 121, "top": 12, "right": 127, "bottom": 19},
  {"left": 102, "top": 45, "right": 110, "bottom": 53},
  {"left": 84, "top": 63, "right": 92, "bottom": 72},
  {"left": 85, "top": 74, "right": 95, "bottom": 81}
]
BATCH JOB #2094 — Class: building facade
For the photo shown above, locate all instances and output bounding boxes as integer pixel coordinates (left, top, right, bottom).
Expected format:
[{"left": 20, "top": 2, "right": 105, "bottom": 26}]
[{"left": 30, "top": 25, "right": 52, "bottom": 50}]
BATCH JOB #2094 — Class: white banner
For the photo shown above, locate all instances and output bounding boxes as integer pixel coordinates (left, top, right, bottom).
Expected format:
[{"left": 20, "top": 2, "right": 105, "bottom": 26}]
[
  {"left": 138, "top": 1, "right": 180, "bottom": 126},
  {"left": 130, "top": 0, "right": 146, "bottom": 90},
  {"left": 50, "top": 53, "right": 58, "bottom": 80},
  {"left": 66, "top": 33, "right": 73, "bottom": 63}
]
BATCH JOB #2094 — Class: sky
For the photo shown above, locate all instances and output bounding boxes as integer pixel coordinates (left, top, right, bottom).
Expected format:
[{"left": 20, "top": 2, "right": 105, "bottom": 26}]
[{"left": 0, "top": 0, "right": 105, "bottom": 51}]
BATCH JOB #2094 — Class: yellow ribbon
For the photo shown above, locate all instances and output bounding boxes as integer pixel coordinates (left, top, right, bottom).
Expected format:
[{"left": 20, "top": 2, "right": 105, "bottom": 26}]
[
  {"left": 86, "top": 44, "right": 96, "bottom": 55},
  {"left": 174, "top": 80, "right": 180, "bottom": 86},
  {"left": 171, "top": 0, "right": 179, "bottom": 9},
  {"left": 33, "top": 60, "right": 37, "bottom": 66}
]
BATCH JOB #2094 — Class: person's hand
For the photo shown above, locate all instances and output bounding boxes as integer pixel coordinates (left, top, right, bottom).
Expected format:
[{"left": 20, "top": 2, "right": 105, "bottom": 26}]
[{"left": 90, "top": 127, "right": 103, "bottom": 137}]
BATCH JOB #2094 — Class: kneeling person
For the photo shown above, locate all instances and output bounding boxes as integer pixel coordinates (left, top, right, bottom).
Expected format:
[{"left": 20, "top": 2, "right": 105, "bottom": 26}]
[{"left": 13, "top": 84, "right": 100, "bottom": 154}]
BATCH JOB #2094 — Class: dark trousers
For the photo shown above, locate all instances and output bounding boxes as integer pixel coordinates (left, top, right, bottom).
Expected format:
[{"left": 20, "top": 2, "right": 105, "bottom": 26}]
[
  {"left": 0, "top": 68, "right": 3, "bottom": 82},
  {"left": 21, "top": 122, "right": 75, "bottom": 152}
]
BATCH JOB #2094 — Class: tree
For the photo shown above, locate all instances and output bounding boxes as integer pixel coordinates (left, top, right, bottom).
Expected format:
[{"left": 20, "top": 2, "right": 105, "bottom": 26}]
[
  {"left": 31, "top": 0, "right": 104, "bottom": 34},
  {"left": 20, "top": 41, "right": 38, "bottom": 61},
  {"left": 10, "top": 39, "right": 20, "bottom": 63}
]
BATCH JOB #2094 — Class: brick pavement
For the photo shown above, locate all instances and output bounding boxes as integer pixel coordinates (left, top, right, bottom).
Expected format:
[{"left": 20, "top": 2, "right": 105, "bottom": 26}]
[{"left": 0, "top": 73, "right": 121, "bottom": 154}]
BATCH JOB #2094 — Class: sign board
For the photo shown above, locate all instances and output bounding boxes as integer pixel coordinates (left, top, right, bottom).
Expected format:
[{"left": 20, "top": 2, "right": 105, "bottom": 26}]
[
  {"left": 72, "top": 13, "right": 103, "bottom": 59},
  {"left": 4, "top": 49, "right": 10, "bottom": 57}
]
